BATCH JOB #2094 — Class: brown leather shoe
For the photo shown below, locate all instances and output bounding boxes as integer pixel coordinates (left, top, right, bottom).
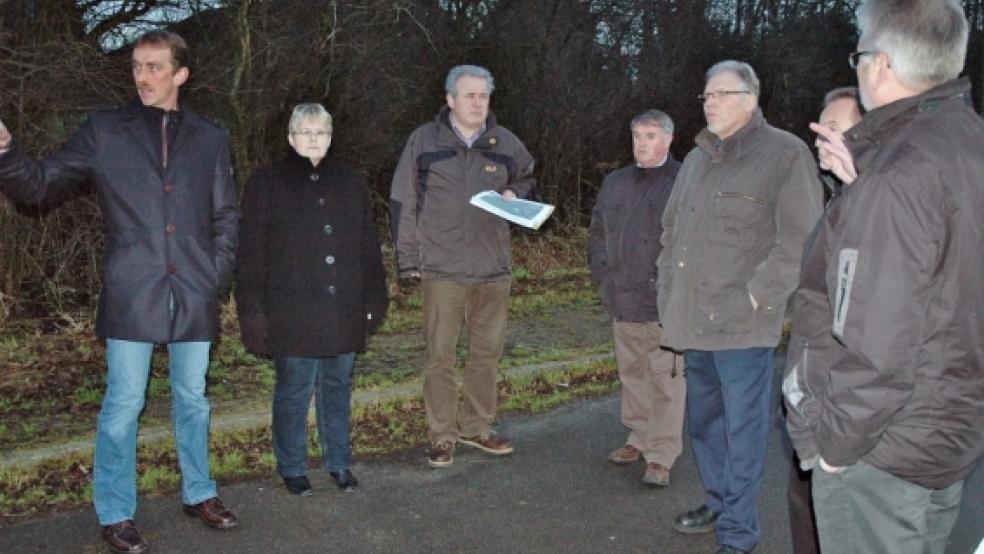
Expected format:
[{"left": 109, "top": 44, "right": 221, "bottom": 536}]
[
  {"left": 182, "top": 497, "right": 239, "bottom": 529},
  {"left": 428, "top": 441, "right": 455, "bottom": 468},
  {"left": 101, "top": 520, "right": 149, "bottom": 553},
  {"left": 459, "top": 432, "right": 514, "bottom": 455},
  {"left": 643, "top": 462, "right": 670, "bottom": 486},
  {"left": 608, "top": 444, "right": 642, "bottom": 464}
]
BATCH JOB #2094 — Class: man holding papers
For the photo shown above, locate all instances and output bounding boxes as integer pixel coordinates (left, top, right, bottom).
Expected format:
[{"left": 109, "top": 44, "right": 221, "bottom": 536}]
[{"left": 389, "top": 64, "right": 536, "bottom": 468}]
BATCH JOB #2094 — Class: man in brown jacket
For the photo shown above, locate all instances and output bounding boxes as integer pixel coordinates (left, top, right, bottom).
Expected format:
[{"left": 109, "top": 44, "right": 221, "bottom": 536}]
[
  {"left": 784, "top": 1, "right": 984, "bottom": 552},
  {"left": 656, "top": 61, "right": 822, "bottom": 554},
  {"left": 588, "top": 109, "right": 684, "bottom": 487},
  {"left": 389, "top": 65, "right": 535, "bottom": 468}
]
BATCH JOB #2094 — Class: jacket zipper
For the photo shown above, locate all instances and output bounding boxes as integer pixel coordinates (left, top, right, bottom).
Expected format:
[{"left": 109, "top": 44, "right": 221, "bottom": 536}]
[
  {"left": 161, "top": 113, "right": 168, "bottom": 169},
  {"left": 716, "top": 191, "right": 765, "bottom": 204}
]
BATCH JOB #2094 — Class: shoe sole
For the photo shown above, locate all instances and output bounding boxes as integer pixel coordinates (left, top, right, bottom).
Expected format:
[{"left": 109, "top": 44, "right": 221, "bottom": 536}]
[
  {"left": 643, "top": 477, "right": 670, "bottom": 487},
  {"left": 671, "top": 521, "right": 715, "bottom": 535},
  {"left": 428, "top": 457, "right": 453, "bottom": 468},
  {"left": 608, "top": 455, "right": 641, "bottom": 464},
  {"left": 182, "top": 506, "right": 240, "bottom": 530},
  {"left": 288, "top": 488, "right": 314, "bottom": 496},
  {"left": 458, "top": 438, "right": 514, "bottom": 455},
  {"left": 103, "top": 539, "right": 149, "bottom": 554}
]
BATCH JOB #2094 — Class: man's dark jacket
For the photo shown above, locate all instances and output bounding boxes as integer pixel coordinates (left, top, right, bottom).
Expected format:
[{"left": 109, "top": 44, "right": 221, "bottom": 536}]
[
  {"left": 0, "top": 102, "right": 239, "bottom": 343},
  {"left": 784, "top": 78, "right": 984, "bottom": 489},
  {"left": 235, "top": 151, "right": 389, "bottom": 358},
  {"left": 588, "top": 159, "right": 680, "bottom": 321}
]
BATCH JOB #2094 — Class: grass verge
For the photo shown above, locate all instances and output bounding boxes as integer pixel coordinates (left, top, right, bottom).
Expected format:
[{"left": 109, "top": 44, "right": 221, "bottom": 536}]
[{"left": 0, "top": 357, "right": 616, "bottom": 522}]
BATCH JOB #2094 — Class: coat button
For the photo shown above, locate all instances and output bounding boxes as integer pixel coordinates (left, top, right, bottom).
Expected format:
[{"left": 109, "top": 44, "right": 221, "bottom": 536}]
[
  {"left": 163, "top": 184, "right": 173, "bottom": 193},
  {"left": 165, "top": 223, "right": 176, "bottom": 234},
  {"left": 166, "top": 264, "right": 177, "bottom": 274},
  {"left": 318, "top": 198, "right": 326, "bottom": 206},
  {"left": 310, "top": 173, "right": 320, "bottom": 182},
  {"left": 325, "top": 255, "right": 335, "bottom": 265},
  {"left": 327, "top": 285, "right": 337, "bottom": 295},
  {"left": 323, "top": 224, "right": 333, "bottom": 235},
  {"left": 678, "top": 261, "right": 685, "bottom": 268}
]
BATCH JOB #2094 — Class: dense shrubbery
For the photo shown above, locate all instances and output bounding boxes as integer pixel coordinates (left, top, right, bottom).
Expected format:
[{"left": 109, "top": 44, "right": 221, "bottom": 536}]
[{"left": 1, "top": 0, "right": 982, "bottom": 319}]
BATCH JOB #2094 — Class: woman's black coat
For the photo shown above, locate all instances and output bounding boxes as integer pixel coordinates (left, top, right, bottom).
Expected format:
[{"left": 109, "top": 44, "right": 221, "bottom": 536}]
[{"left": 236, "top": 150, "right": 388, "bottom": 357}]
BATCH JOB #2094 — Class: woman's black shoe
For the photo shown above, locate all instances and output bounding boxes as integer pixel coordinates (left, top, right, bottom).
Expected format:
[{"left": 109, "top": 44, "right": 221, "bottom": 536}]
[
  {"left": 283, "top": 475, "right": 313, "bottom": 496},
  {"left": 329, "top": 469, "right": 358, "bottom": 492}
]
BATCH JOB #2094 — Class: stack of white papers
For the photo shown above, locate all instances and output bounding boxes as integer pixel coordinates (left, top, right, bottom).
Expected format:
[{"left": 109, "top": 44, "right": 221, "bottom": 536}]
[{"left": 469, "top": 190, "right": 555, "bottom": 230}]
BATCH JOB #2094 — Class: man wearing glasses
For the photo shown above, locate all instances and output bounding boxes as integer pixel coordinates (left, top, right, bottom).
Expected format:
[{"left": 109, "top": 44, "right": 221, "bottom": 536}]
[
  {"left": 656, "top": 60, "right": 822, "bottom": 554},
  {"left": 783, "top": 1, "right": 984, "bottom": 552}
]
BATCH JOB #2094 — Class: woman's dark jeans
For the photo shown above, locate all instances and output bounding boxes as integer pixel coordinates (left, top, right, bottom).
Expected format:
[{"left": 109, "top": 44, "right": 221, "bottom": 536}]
[{"left": 272, "top": 353, "right": 355, "bottom": 476}]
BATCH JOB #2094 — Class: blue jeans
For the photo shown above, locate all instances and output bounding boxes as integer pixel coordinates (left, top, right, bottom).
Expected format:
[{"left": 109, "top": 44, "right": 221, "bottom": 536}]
[
  {"left": 272, "top": 353, "right": 355, "bottom": 476},
  {"left": 684, "top": 347, "right": 774, "bottom": 552},
  {"left": 94, "top": 339, "right": 216, "bottom": 525}
]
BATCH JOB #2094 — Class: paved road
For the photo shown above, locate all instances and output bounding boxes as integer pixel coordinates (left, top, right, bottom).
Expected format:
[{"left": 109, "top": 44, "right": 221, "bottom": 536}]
[{"left": 2, "top": 393, "right": 981, "bottom": 553}]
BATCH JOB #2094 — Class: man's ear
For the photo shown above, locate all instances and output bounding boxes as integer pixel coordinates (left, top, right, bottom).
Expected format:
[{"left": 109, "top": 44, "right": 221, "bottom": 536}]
[
  {"left": 446, "top": 93, "right": 455, "bottom": 110},
  {"left": 173, "top": 66, "right": 189, "bottom": 88}
]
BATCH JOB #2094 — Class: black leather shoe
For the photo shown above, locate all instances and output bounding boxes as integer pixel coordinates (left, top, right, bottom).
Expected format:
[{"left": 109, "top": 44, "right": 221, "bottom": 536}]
[
  {"left": 716, "top": 546, "right": 748, "bottom": 554},
  {"left": 283, "top": 475, "right": 313, "bottom": 496},
  {"left": 672, "top": 504, "right": 719, "bottom": 534},
  {"left": 329, "top": 469, "right": 358, "bottom": 492}
]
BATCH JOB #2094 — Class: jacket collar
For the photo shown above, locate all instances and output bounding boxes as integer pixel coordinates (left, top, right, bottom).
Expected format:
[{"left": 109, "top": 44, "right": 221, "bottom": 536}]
[
  {"left": 435, "top": 106, "right": 501, "bottom": 149},
  {"left": 278, "top": 147, "right": 335, "bottom": 177},
  {"left": 120, "top": 98, "right": 198, "bottom": 169},
  {"left": 845, "top": 78, "right": 971, "bottom": 174},
  {"left": 695, "top": 108, "right": 766, "bottom": 162}
]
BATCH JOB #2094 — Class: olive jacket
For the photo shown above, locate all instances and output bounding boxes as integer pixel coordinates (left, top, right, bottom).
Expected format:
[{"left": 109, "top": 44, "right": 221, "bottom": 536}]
[{"left": 656, "top": 110, "right": 823, "bottom": 350}]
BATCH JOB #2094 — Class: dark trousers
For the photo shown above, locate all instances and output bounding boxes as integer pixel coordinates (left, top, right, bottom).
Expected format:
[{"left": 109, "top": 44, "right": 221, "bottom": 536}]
[
  {"left": 788, "top": 453, "right": 820, "bottom": 554},
  {"left": 272, "top": 353, "right": 356, "bottom": 477},
  {"left": 684, "top": 347, "right": 774, "bottom": 552}
]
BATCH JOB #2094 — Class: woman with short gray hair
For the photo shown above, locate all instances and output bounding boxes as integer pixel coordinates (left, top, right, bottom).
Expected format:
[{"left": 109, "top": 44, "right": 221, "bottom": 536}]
[{"left": 236, "top": 102, "right": 389, "bottom": 496}]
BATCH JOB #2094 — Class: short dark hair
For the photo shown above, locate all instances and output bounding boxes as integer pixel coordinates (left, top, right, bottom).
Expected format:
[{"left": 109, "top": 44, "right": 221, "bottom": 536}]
[
  {"left": 823, "top": 86, "right": 860, "bottom": 109},
  {"left": 135, "top": 30, "right": 190, "bottom": 72}
]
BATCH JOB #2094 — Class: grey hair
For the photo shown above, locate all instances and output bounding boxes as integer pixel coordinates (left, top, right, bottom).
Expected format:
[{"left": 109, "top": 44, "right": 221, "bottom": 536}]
[
  {"left": 858, "top": 0, "right": 968, "bottom": 90},
  {"left": 288, "top": 103, "right": 332, "bottom": 133},
  {"left": 445, "top": 65, "right": 495, "bottom": 97},
  {"left": 706, "top": 60, "right": 760, "bottom": 97},
  {"left": 630, "top": 109, "right": 674, "bottom": 135},
  {"left": 823, "top": 86, "right": 861, "bottom": 109}
]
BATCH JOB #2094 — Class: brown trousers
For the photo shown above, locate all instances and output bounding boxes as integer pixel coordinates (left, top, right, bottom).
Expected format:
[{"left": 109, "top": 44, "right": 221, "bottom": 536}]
[
  {"left": 422, "top": 279, "right": 510, "bottom": 445},
  {"left": 613, "top": 320, "right": 686, "bottom": 467}
]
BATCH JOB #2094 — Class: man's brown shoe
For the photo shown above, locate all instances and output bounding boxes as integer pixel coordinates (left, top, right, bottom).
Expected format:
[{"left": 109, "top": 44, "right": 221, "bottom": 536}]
[
  {"left": 428, "top": 441, "right": 455, "bottom": 468},
  {"left": 642, "top": 462, "right": 671, "bottom": 486},
  {"left": 608, "top": 444, "right": 642, "bottom": 464},
  {"left": 459, "top": 432, "right": 514, "bottom": 455},
  {"left": 182, "top": 497, "right": 239, "bottom": 529},
  {"left": 101, "top": 520, "right": 149, "bottom": 553}
]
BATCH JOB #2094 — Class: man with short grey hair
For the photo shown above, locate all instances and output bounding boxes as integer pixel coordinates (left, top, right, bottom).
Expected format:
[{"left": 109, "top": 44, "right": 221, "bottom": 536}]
[
  {"left": 588, "top": 109, "right": 684, "bottom": 487},
  {"left": 389, "top": 64, "right": 535, "bottom": 468},
  {"left": 784, "top": 1, "right": 984, "bottom": 552},
  {"left": 657, "top": 60, "right": 822, "bottom": 553}
]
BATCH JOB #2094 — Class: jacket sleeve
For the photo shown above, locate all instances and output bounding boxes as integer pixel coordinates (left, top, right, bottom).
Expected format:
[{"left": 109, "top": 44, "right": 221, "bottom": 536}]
[
  {"left": 0, "top": 118, "right": 96, "bottom": 205},
  {"left": 656, "top": 168, "right": 685, "bottom": 319},
  {"left": 505, "top": 140, "right": 536, "bottom": 200},
  {"left": 234, "top": 168, "right": 271, "bottom": 355},
  {"left": 360, "top": 179, "right": 389, "bottom": 334},
  {"left": 746, "top": 145, "right": 822, "bottom": 314},
  {"left": 816, "top": 167, "right": 942, "bottom": 467},
  {"left": 587, "top": 175, "right": 612, "bottom": 313},
  {"left": 388, "top": 131, "right": 421, "bottom": 277},
  {"left": 211, "top": 140, "right": 239, "bottom": 293}
]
